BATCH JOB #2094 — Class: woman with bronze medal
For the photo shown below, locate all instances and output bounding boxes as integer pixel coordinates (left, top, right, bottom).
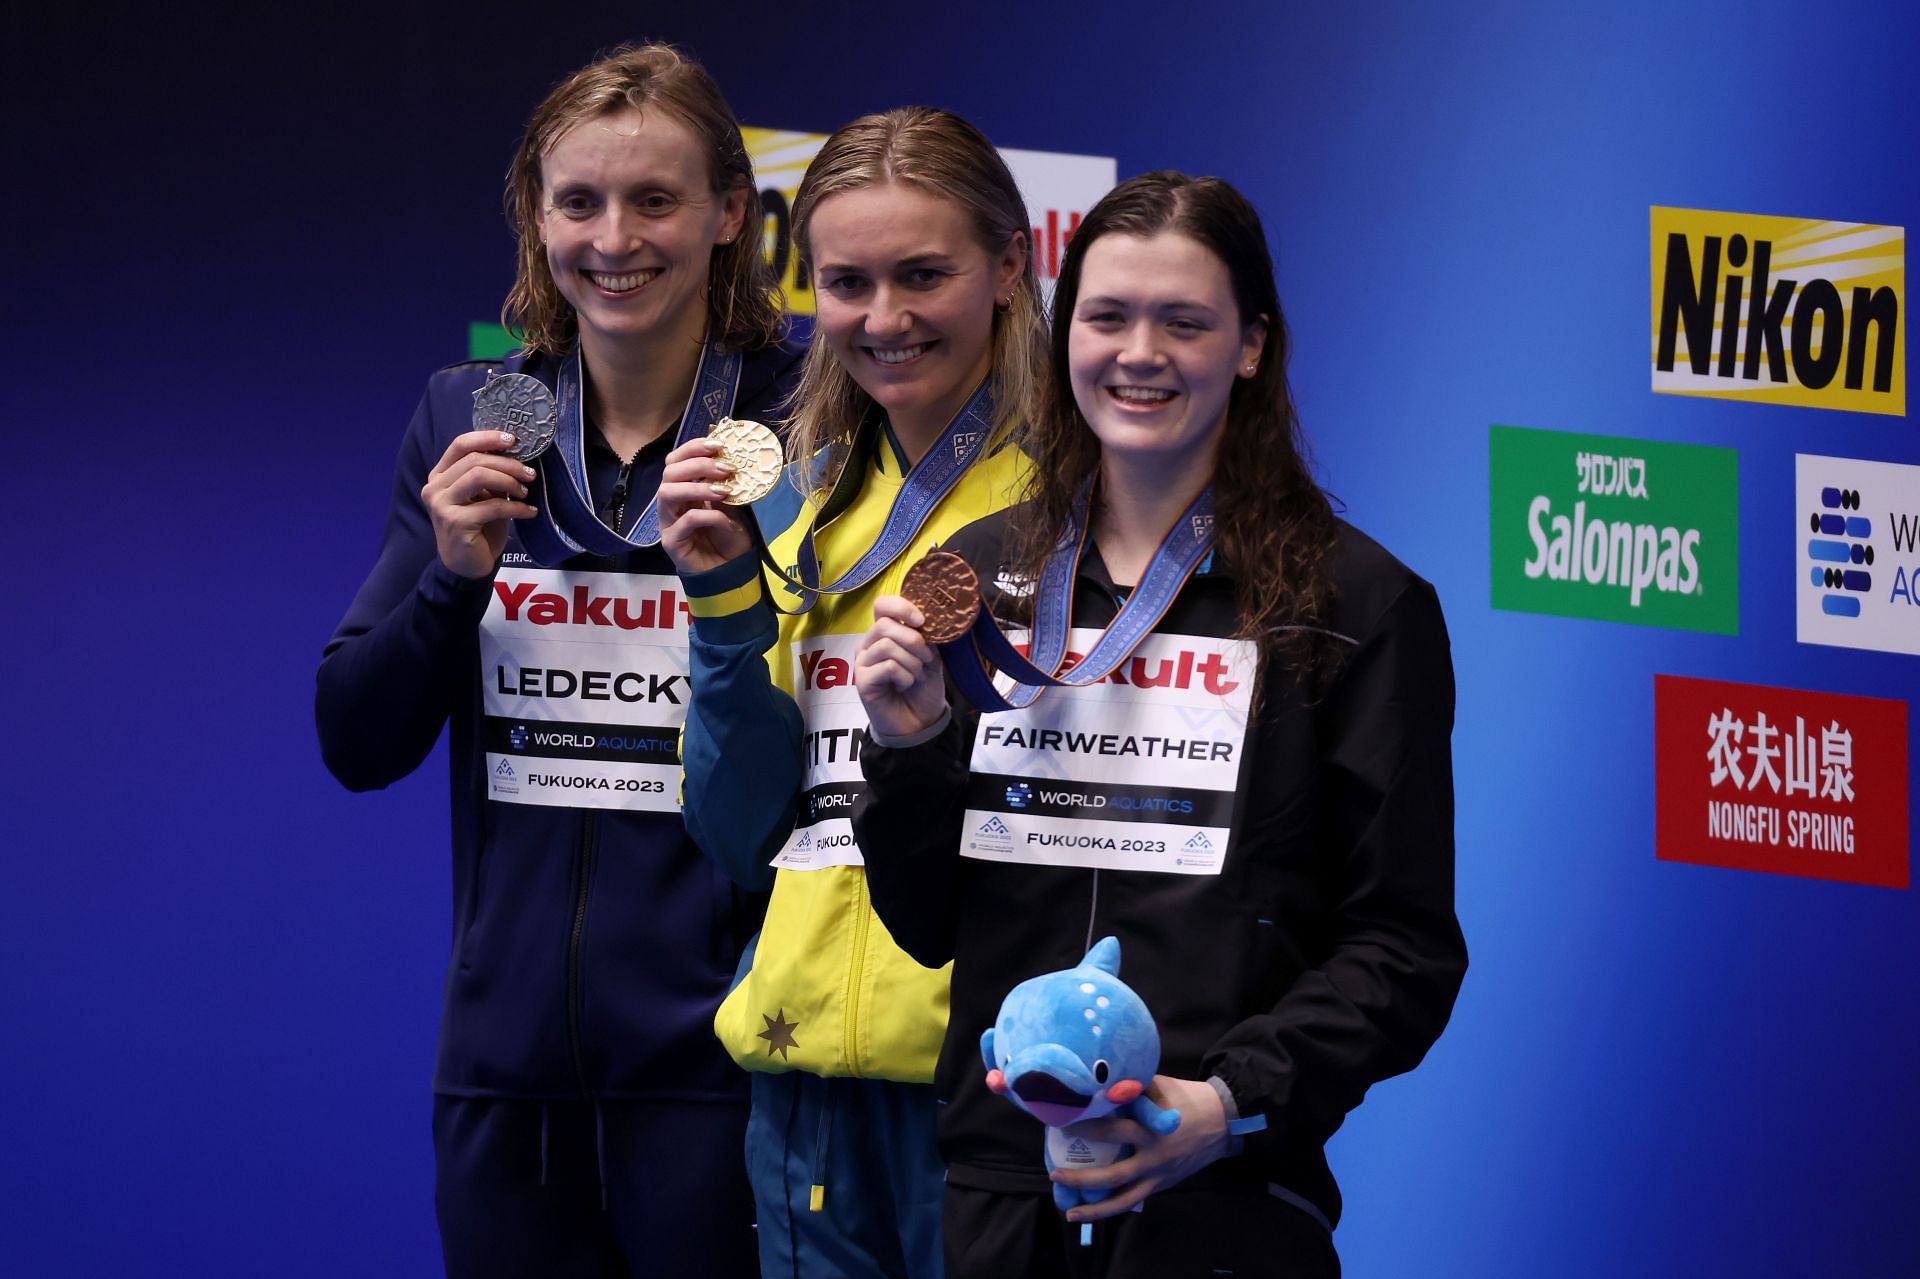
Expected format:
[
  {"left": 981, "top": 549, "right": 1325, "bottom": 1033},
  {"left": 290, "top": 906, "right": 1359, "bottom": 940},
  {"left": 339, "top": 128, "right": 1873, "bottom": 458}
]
[
  {"left": 654, "top": 108, "right": 1044, "bottom": 1277},
  {"left": 316, "top": 46, "right": 801, "bottom": 1278},
  {"left": 849, "top": 173, "right": 1467, "bottom": 1277}
]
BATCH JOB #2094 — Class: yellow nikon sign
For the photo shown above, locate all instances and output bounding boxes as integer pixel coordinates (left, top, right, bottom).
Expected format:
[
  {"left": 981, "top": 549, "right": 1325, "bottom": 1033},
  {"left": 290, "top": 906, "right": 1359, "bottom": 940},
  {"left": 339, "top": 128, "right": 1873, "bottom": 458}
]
[{"left": 1651, "top": 206, "right": 1904, "bottom": 417}]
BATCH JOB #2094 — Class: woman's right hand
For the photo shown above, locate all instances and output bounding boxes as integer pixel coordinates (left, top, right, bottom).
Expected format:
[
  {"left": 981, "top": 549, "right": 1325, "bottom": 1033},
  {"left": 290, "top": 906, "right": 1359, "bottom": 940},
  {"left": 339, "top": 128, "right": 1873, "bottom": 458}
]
[
  {"left": 658, "top": 439, "right": 754, "bottom": 574},
  {"left": 855, "top": 595, "right": 949, "bottom": 742},
  {"left": 423, "top": 430, "right": 539, "bottom": 579}
]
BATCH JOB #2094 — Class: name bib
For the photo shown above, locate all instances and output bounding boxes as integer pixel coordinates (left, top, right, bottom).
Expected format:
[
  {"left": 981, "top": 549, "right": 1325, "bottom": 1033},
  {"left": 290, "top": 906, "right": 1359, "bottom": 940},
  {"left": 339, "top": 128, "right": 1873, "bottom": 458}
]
[
  {"left": 771, "top": 634, "right": 871, "bottom": 869},
  {"left": 960, "top": 630, "right": 1254, "bottom": 874},
  {"left": 479, "top": 566, "right": 691, "bottom": 812}
]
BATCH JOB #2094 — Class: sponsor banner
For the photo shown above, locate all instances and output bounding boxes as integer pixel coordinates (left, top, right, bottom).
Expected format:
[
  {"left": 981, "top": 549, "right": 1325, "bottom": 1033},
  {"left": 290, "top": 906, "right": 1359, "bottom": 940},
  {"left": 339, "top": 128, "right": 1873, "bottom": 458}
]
[
  {"left": 745, "top": 127, "right": 1116, "bottom": 315},
  {"left": 479, "top": 566, "right": 691, "bottom": 812},
  {"left": 961, "top": 630, "right": 1254, "bottom": 875},
  {"left": 1654, "top": 674, "right": 1908, "bottom": 889},
  {"left": 1490, "top": 424, "right": 1738, "bottom": 633},
  {"left": 772, "top": 634, "right": 871, "bottom": 870},
  {"left": 1651, "top": 206, "right": 1905, "bottom": 417},
  {"left": 1796, "top": 453, "right": 1920, "bottom": 655}
]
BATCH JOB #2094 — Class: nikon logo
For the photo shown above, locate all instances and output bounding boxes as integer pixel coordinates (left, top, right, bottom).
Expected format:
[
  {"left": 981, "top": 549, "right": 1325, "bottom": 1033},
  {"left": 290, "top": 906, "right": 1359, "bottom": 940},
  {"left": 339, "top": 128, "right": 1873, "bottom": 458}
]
[
  {"left": 1492, "top": 425, "right": 1737, "bottom": 634},
  {"left": 1651, "top": 207, "right": 1905, "bottom": 417}
]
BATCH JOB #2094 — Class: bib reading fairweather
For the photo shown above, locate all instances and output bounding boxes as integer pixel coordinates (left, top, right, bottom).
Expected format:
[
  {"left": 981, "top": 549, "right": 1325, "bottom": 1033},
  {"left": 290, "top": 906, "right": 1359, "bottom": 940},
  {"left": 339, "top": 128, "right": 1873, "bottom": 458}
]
[
  {"left": 479, "top": 567, "right": 691, "bottom": 812},
  {"left": 962, "top": 630, "right": 1255, "bottom": 874}
]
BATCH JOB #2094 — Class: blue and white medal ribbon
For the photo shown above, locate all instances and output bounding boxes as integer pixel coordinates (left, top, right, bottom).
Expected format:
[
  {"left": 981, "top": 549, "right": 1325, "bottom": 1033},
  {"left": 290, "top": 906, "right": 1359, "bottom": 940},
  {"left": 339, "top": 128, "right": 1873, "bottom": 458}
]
[
  {"left": 514, "top": 343, "right": 743, "bottom": 565},
  {"left": 768, "top": 378, "right": 998, "bottom": 613},
  {"left": 939, "top": 482, "right": 1216, "bottom": 713}
]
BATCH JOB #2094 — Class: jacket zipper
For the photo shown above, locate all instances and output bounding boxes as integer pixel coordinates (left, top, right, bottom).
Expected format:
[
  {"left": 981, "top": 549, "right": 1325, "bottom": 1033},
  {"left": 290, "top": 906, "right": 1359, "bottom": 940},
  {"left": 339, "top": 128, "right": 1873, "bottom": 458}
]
[
  {"left": 843, "top": 870, "right": 871, "bottom": 1076},
  {"left": 565, "top": 455, "right": 626, "bottom": 1097},
  {"left": 567, "top": 813, "right": 597, "bottom": 1098},
  {"left": 604, "top": 459, "right": 635, "bottom": 534}
]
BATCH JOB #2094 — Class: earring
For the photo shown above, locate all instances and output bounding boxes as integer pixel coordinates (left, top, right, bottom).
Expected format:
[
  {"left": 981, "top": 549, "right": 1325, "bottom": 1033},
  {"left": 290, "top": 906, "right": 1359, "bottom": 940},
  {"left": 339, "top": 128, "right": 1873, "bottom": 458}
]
[{"left": 1244, "top": 363, "right": 1257, "bottom": 374}]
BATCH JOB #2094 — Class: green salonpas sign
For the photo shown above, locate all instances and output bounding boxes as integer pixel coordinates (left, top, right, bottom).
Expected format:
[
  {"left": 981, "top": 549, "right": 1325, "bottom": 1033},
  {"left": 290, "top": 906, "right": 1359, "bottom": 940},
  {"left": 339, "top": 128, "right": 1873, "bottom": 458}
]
[{"left": 1490, "top": 424, "right": 1738, "bottom": 634}]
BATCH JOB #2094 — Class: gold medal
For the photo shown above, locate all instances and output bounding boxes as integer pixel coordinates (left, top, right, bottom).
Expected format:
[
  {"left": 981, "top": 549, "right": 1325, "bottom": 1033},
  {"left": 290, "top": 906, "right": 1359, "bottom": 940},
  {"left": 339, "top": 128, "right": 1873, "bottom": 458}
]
[{"left": 707, "top": 418, "right": 782, "bottom": 505}]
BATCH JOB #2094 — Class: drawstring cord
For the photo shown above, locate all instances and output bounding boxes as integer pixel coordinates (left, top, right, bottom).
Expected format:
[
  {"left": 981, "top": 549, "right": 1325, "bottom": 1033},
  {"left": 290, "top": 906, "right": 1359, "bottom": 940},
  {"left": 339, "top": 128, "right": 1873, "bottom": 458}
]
[
  {"left": 539, "top": 1103, "right": 550, "bottom": 1186},
  {"left": 808, "top": 1080, "right": 836, "bottom": 1213},
  {"left": 595, "top": 1102, "right": 609, "bottom": 1210}
]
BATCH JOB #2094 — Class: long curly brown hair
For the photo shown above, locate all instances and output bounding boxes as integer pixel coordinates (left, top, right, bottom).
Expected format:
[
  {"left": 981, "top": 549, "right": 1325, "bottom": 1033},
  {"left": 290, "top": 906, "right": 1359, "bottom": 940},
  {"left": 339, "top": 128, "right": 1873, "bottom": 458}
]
[
  {"left": 1009, "top": 171, "right": 1339, "bottom": 680},
  {"left": 501, "top": 44, "right": 782, "bottom": 356}
]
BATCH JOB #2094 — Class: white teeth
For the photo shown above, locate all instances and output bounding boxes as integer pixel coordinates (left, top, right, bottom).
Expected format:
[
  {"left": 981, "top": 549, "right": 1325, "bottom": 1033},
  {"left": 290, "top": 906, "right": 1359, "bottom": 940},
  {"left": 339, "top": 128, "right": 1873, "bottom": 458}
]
[
  {"left": 587, "top": 270, "right": 657, "bottom": 293},
  {"left": 1110, "top": 386, "right": 1175, "bottom": 403},
  {"left": 869, "top": 343, "right": 932, "bottom": 365}
]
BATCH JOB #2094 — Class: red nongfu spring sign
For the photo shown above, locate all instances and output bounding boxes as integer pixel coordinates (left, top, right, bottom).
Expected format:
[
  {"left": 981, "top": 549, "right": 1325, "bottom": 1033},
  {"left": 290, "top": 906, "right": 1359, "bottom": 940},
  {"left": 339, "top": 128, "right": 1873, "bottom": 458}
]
[{"left": 1654, "top": 674, "right": 1908, "bottom": 888}]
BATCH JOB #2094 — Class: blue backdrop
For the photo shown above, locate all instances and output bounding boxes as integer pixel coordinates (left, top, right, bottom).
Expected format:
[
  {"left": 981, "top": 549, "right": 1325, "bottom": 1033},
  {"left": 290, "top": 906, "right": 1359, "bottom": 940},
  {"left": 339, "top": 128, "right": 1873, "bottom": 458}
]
[{"left": 6, "top": 2, "right": 1913, "bottom": 1274}]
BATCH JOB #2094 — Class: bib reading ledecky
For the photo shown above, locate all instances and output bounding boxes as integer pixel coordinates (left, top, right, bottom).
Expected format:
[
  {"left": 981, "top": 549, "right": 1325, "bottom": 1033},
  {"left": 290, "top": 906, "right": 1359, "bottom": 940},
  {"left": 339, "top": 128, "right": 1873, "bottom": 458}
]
[
  {"left": 960, "top": 628, "right": 1255, "bottom": 874},
  {"left": 480, "top": 565, "right": 691, "bottom": 812}
]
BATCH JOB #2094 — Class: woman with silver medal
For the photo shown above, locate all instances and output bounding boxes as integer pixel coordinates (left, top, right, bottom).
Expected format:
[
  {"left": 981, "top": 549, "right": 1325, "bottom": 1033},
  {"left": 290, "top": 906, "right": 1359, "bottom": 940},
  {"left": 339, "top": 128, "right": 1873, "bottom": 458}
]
[
  {"left": 850, "top": 173, "right": 1467, "bottom": 1278},
  {"left": 655, "top": 108, "right": 1044, "bottom": 1279},
  {"left": 315, "top": 45, "right": 801, "bottom": 1278}
]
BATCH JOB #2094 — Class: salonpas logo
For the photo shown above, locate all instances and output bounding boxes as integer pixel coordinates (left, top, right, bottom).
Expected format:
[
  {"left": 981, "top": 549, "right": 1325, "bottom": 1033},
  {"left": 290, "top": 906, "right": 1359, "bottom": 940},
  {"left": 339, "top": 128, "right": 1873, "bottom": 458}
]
[
  {"left": 1490, "top": 425, "right": 1738, "bottom": 633},
  {"left": 1651, "top": 206, "right": 1905, "bottom": 417}
]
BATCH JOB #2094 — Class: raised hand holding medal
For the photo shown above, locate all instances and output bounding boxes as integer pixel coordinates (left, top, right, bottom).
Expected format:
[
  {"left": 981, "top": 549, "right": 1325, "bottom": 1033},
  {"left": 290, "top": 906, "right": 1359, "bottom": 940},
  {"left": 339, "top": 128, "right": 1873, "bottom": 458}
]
[
  {"left": 471, "top": 371, "right": 559, "bottom": 461},
  {"left": 900, "top": 550, "right": 981, "bottom": 643},
  {"left": 415, "top": 377, "right": 547, "bottom": 580},
  {"left": 922, "top": 482, "right": 1218, "bottom": 714},
  {"left": 705, "top": 417, "right": 782, "bottom": 504}
]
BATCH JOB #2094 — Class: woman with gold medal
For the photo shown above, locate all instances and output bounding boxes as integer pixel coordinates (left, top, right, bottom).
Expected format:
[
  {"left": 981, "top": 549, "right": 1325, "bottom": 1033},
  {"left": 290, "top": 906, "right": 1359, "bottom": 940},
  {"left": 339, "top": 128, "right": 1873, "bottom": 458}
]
[
  {"left": 656, "top": 108, "right": 1045, "bottom": 1277},
  {"left": 849, "top": 172, "right": 1467, "bottom": 1277}
]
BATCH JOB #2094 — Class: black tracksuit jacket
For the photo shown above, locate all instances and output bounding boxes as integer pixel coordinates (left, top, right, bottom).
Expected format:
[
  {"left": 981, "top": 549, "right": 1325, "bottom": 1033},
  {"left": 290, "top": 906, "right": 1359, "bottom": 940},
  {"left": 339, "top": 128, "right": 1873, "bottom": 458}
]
[{"left": 854, "top": 507, "right": 1467, "bottom": 1228}]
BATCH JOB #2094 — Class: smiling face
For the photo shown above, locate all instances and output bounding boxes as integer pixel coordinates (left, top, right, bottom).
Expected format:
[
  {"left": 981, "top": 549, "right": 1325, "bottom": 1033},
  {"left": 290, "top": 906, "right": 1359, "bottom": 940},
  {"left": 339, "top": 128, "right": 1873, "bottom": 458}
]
[
  {"left": 538, "top": 107, "right": 746, "bottom": 363},
  {"left": 1067, "top": 231, "right": 1265, "bottom": 480},
  {"left": 807, "top": 180, "right": 1024, "bottom": 450}
]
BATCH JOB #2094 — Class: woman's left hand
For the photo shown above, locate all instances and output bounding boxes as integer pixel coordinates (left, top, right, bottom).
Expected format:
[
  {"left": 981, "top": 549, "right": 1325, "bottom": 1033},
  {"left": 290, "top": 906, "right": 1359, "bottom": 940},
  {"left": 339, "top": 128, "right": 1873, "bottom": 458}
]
[{"left": 1051, "top": 1075, "right": 1234, "bottom": 1222}]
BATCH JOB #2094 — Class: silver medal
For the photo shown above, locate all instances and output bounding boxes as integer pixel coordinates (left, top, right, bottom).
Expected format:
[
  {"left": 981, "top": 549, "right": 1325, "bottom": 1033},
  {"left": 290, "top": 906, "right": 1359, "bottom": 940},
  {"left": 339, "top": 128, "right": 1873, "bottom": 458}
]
[{"left": 472, "top": 372, "right": 558, "bottom": 461}]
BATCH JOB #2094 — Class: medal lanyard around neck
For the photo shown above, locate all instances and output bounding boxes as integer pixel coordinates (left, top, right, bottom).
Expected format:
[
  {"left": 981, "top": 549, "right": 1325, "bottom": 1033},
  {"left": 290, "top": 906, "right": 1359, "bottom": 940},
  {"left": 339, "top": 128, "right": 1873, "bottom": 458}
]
[
  {"left": 761, "top": 377, "right": 997, "bottom": 615},
  {"left": 515, "top": 343, "right": 743, "bottom": 565},
  {"left": 938, "top": 481, "right": 1217, "bottom": 713}
]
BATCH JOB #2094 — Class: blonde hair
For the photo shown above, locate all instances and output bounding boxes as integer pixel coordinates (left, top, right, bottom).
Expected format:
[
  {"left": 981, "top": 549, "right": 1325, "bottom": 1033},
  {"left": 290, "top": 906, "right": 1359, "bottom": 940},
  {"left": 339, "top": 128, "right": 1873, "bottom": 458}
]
[
  {"left": 784, "top": 106, "right": 1047, "bottom": 493},
  {"left": 502, "top": 44, "right": 782, "bottom": 356}
]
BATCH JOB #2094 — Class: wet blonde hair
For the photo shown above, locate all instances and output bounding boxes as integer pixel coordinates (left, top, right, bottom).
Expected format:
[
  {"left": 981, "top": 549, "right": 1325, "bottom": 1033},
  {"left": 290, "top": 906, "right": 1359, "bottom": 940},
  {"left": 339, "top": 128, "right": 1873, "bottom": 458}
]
[
  {"left": 502, "top": 44, "right": 782, "bottom": 356},
  {"left": 785, "top": 106, "right": 1046, "bottom": 492}
]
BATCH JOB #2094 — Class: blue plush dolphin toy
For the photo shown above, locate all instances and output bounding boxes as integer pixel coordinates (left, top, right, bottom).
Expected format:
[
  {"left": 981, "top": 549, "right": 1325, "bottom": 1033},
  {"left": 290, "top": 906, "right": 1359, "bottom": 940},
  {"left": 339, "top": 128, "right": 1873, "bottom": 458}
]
[{"left": 982, "top": 936, "right": 1182, "bottom": 1214}]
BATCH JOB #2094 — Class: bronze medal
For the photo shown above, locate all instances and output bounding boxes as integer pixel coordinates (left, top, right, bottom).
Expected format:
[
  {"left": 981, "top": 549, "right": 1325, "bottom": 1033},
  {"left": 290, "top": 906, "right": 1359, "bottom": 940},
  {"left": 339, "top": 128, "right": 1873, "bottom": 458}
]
[{"left": 902, "top": 550, "right": 981, "bottom": 644}]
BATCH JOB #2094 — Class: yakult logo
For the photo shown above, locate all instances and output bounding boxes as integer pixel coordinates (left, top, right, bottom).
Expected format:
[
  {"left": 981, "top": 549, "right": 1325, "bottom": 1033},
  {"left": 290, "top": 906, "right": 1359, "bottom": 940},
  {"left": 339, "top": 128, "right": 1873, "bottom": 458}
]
[
  {"left": 1655, "top": 675, "right": 1907, "bottom": 889},
  {"left": 492, "top": 579, "right": 688, "bottom": 631}
]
